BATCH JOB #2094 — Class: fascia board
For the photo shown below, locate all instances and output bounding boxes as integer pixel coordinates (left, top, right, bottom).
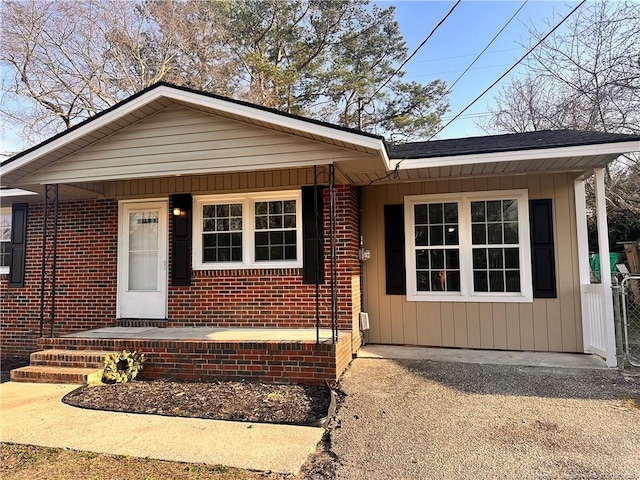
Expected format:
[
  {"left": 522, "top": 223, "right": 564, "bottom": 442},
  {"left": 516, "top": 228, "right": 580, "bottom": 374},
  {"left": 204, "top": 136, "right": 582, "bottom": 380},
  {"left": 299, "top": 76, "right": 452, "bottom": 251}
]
[{"left": 390, "top": 140, "right": 640, "bottom": 170}]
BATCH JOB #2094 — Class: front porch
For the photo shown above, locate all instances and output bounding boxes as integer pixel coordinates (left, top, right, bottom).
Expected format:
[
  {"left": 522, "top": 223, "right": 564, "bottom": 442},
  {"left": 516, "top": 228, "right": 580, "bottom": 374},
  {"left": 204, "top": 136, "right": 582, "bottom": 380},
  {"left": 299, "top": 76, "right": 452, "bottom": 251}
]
[{"left": 13, "top": 327, "right": 358, "bottom": 385}]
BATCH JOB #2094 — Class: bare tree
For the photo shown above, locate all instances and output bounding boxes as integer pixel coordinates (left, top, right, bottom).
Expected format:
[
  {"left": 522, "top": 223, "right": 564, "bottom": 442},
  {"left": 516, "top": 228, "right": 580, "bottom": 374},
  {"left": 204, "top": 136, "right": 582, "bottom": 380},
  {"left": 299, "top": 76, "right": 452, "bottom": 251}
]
[{"left": 484, "top": 0, "right": 640, "bottom": 245}]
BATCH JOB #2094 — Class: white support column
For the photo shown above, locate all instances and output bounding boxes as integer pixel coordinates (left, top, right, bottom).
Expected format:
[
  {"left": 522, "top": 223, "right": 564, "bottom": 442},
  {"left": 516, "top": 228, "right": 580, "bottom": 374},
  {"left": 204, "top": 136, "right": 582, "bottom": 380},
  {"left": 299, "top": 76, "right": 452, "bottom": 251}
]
[
  {"left": 574, "top": 178, "right": 591, "bottom": 353},
  {"left": 594, "top": 168, "right": 616, "bottom": 367}
]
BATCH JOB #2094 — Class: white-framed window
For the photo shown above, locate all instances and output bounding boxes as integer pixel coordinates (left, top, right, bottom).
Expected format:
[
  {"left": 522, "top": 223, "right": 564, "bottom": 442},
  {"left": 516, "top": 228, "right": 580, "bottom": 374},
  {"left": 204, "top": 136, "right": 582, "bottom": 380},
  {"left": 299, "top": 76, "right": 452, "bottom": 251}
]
[
  {"left": 193, "top": 190, "right": 303, "bottom": 269},
  {"left": 0, "top": 207, "right": 11, "bottom": 274},
  {"left": 404, "top": 190, "right": 533, "bottom": 302}
]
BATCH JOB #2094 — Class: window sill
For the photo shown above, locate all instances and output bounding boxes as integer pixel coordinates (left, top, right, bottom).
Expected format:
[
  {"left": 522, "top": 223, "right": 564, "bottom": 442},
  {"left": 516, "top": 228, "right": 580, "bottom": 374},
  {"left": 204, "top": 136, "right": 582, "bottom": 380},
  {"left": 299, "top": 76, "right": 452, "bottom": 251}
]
[{"left": 406, "top": 293, "right": 533, "bottom": 303}]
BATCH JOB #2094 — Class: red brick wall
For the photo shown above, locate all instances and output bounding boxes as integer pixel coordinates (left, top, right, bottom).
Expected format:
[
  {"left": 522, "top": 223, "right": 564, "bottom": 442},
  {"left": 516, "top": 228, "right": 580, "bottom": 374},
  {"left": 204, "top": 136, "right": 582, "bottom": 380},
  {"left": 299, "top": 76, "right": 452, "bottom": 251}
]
[
  {"left": 167, "top": 184, "right": 361, "bottom": 331},
  {"left": 1, "top": 185, "right": 363, "bottom": 357},
  {"left": 1, "top": 199, "right": 118, "bottom": 355}
]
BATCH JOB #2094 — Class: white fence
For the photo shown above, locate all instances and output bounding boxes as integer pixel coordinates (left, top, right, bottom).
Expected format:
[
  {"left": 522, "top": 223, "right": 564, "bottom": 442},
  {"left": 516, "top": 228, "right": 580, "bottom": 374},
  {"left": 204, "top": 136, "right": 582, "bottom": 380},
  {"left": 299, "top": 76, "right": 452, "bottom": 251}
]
[{"left": 582, "top": 283, "right": 615, "bottom": 364}]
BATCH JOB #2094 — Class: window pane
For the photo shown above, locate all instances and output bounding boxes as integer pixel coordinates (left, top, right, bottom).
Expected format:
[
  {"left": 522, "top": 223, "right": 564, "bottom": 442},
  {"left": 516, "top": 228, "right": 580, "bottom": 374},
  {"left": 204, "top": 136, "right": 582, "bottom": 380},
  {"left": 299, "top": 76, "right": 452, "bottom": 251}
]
[
  {"left": 229, "top": 218, "right": 242, "bottom": 230},
  {"left": 285, "top": 246, "right": 297, "bottom": 259},
  {"left": 203, "top": 205, "right": 216, "bottom": 217},
  {"left": 504, "top": 222, "right": 519, "bottom": 244},
  {"left": 445, "top": 225, "right": 458, "bottom": 245},
  {"left": 504, "top": 248, "right": 519, "bottom": 268},
  {"left": 218, "top": 248, "right": 231, "bottom": 261},
  {"left": 444, "top": 203, "right": 458, "bottom": 223},
  {"left": 284, "top": 200, "right": 296, "bottom": 213},
  {"left": 284, "top": 231, "right": 296, "bottom": 244},
  {"left": 203, "top": 248, "right": 217, "bottom": 262},
  {"left": 415, "top": 205, "right": 427, "bottom": 224},
  {"left": 430, "top": 271, "right": 447, "bottom": 291},
  {"left": 430, "top": 250, "right": 444, "bottom": 269},
  {"left": 429, "top": 204, "right": 443, "bottom": 224},
  {"left": 488, "top": 248, "right": 503, "bottom": 268},
  {"left": 472, "top": 224, "right": 486, "bottom": 244},
  {"left": 505, "top": 271, "right": 521, "bottom": 292},
  {"left": 415, "top": 226, "right": 428, "bottom": 246},
  {"left": 269, "top": 216, "right": 282, "bottom": 229},
  {"left": 487, "top": 201, "right": 502, "bottom": 221},
  {"left": 417, "top": 272, "right": 429, "bottom": 291},
  {"left": 255, "top": 246, "right": 269, "bottom": 261},
  {"left": 473, "top": 248, "right": 487, "bottom": 269},
  {"left": 269, "top": 201, "right": 282, "bottom": 214},
  {"left": 489, "top": 271, "right": 505, "bottom": 292},
  {"left": 284, "top": 214, "right": 296, "bottom": 228},
  {"left": 474, "top": 271, "right": 488, "bottom": 292},
  {"left": 217, "top": 218, "right": 229, "bottom": 231},
  {"left": 255, "top": 232, "right": 268, "bottom": 246},
  {"left": 429, "top": 225, "right": 443, "bottom": 246},
  {"left": 255, "top": 202, "right": 267, "bottom": 215},
  {"left": 487, "top": 223, "right": 502, "bottom": 244},
  {"left": 232, "top": 247, "right": 242, "bottom": 261},
  {"left": 0, "top": 241, "right": 9, "bottom": 268},
  {"left": 203, "top": 219, "right": 216, "bottom": 232},
  {"left": 230, "top": 204, "right": 242, "bottom": 216},
  {"left": 416, "top": 250, "right": 429, "bottom": 269},
  {"left": 218, "top": 233, "right": 230, "bottom": 246},
  {"left": 270, "top": 231, "right": 284, "bottom": 244},
  {"left": 255, "top": 216, "right": 268, "bottom": 230},
  {"left": 503, "top": 200, "right": 518, "bottom": 221},
  {"left": 445, "top": 250, "right": 459, "bottom": 269},
  {"left": 216, "top": 204, "right": 229, "bottom": 217},
  {"left": 447, "top": 271, "right": 461, "bottom": 292},
  {"left": 270, "top": 246, "right": 284, "bottom": 259},
  {"left": 471, "top": 201, "right": 485, "bottom": 222}
]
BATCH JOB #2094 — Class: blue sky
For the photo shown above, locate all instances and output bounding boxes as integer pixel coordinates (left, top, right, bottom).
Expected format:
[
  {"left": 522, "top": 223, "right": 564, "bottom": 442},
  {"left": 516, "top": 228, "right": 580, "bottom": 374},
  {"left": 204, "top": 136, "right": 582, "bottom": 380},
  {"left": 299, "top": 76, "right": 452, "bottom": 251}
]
[
  {"left": 380, "top": 0, "right": 579, "bottom": 139},
  {"left": 1, "top": 0, "right": 579, "bottom": 152}
]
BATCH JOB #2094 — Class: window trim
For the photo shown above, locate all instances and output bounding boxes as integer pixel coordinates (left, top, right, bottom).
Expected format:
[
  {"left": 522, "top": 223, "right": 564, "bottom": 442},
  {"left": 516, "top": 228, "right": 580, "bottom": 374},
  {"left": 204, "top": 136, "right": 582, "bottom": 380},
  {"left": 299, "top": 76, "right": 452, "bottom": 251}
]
[
  {"left": 193, "top": 190, "right": 303, "bottom": 270},
  {"left": 404, "top": 190, "right": 533, "bottom": 303},
  {"left": 0, "top": 207, "right": 11, "bottom": 275}
]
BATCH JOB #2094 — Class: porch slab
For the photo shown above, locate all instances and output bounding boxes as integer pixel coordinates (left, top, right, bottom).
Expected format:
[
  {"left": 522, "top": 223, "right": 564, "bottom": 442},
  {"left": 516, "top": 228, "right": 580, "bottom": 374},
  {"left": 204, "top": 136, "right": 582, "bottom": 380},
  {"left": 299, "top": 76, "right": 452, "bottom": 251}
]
[
  {"left": 64, "top": 327, "right": 336, "bottom": 342},
  {"left": 359, "top": 345, "right": 609, "bottom": 369},
  {"left": 0, "top": 382, "right": 323, "bottom": 475}
]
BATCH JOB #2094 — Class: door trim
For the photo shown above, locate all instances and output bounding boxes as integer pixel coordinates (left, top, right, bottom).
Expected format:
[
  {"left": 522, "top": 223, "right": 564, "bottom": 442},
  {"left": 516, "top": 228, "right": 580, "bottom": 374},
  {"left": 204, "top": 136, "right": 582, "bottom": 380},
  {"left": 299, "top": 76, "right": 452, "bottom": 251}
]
[{"left": 117, "top": 199, "right": 169, "bottom": 319}]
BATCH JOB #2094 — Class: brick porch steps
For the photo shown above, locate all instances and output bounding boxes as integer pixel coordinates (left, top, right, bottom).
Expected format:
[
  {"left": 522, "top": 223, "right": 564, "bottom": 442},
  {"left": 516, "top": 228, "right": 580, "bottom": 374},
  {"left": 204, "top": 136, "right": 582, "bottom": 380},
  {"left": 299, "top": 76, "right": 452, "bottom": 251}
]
[
  {"left": 10, "top": 349, "right": 115, "bottom": 384},
  {"left": 10, "top": 365, "right": 104, "bottom": 384}
]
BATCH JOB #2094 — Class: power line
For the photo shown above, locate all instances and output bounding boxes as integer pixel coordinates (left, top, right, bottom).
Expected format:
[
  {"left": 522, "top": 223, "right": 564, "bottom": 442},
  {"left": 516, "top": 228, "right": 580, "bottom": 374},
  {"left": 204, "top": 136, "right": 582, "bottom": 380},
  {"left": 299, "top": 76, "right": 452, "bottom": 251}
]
[
  {"left": 365, "top": 0, "right": 461, "bottom": 105},
  {"left": 446, "top": 0, "right": 529, "bottom": 94},
  {"left": 429, "top": 0, "right": 586, "bottom": 140}
]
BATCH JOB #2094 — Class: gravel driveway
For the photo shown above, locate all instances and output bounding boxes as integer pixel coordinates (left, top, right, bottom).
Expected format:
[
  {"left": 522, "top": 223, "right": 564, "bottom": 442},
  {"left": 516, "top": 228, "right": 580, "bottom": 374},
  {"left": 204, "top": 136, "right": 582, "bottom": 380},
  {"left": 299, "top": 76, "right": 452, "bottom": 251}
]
[{"left": 325, "top": 356, "right": 640, "bottom": 480}]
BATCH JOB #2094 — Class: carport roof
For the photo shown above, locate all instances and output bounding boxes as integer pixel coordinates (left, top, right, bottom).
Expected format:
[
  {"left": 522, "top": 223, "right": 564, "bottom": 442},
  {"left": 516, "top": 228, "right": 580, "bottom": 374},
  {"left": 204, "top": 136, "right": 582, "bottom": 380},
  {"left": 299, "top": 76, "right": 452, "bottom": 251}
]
[{"left": 387, "top": 130, "right": 640, "bottom": 160}]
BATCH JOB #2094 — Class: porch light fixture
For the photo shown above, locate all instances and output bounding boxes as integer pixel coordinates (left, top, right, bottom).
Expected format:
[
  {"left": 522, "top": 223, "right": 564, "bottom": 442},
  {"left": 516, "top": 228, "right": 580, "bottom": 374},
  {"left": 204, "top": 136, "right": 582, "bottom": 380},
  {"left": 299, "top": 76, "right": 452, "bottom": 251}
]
[{"left": 173, "top": 207, "right": 183, "bottom": 216}]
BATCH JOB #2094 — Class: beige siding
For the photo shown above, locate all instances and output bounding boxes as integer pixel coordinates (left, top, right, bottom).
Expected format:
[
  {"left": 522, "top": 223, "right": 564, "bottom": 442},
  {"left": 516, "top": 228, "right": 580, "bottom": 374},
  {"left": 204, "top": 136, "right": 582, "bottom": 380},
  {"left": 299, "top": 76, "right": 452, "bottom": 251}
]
[
  {"left": 23, "top": 105, "right": 372, "bottom": 184},
  {"left": 98, "top": 168, "right": 318, "bottom": 199},
  {"left": 362, "top": 172, "right": 584, "bottom": 353}
]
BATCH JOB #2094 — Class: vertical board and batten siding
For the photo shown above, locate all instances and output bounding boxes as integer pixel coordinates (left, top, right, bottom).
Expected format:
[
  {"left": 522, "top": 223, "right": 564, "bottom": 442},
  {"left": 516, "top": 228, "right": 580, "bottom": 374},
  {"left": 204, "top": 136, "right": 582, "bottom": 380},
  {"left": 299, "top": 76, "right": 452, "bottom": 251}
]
[
  {"left": 362, "top": 172, "right": 583, "bottom": 353},
  {"left": 22, "top": 105, "right": 370, "bottom": 184}
]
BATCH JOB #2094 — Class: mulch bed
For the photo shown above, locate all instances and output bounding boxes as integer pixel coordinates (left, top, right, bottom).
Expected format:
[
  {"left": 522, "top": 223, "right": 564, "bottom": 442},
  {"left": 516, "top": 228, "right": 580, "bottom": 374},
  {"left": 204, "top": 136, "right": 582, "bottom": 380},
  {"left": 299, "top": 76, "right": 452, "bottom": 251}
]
[{"left": 63, "top": 379, "right": 333, "bottom": 424}]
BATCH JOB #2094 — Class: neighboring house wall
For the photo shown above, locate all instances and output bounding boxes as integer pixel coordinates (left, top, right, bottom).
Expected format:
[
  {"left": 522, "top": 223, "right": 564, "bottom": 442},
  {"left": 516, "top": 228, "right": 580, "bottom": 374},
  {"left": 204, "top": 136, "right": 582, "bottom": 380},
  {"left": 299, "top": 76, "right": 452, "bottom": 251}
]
[
  {"left": 362, "top": 172, "right": 583, "bottom": 353},
  {"left": 0, "top": 178, "right": 362, "bottom": 356}
]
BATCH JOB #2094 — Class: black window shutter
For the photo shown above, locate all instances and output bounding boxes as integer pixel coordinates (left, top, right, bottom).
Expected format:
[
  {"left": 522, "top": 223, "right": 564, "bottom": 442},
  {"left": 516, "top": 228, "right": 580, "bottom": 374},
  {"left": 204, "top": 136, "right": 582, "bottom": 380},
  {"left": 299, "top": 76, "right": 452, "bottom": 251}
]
[
  {"left": 171, "top": 194, "right": 192, "bottom": 286},
  {"left": 384, "top": 204, "right": 406, "bottom": 295},
  {"left": 529, "top": 199, "right": 557, "bottom": 298},
  {"left": 302, "top": 185, "right": 325, "bottom": 284},
  {"left": 8, "top": 203, "right": 28, "bottom": 288}
]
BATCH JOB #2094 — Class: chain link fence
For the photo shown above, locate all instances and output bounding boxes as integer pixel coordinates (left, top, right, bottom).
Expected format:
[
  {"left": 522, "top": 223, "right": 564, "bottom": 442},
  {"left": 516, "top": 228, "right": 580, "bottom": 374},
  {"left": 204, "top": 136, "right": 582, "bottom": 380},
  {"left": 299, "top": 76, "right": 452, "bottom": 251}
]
[{"left": 620, "top": 276, "right": 640, "bottom": 367}]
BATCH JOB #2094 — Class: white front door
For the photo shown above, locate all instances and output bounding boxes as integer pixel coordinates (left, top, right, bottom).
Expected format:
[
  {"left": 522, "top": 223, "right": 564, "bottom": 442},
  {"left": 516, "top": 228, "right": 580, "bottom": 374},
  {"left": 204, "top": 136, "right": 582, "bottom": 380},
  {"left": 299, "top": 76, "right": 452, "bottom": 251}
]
[{"left": 118, "top": 201, "right": 168, "bottom": 319}]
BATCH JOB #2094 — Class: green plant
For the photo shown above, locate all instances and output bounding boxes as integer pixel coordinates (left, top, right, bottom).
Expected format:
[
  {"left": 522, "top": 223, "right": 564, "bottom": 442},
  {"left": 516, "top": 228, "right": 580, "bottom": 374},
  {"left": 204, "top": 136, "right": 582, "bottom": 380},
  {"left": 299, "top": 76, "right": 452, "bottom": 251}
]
[{"left": 102, "top": 350, "right": 146, "bottom": 384}]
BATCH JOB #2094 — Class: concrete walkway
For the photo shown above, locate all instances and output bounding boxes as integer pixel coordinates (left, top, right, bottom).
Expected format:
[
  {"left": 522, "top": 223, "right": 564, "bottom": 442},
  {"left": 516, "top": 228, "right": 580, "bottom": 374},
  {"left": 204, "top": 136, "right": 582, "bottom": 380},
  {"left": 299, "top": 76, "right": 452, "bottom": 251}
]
[
  {"left": 0, "top": 382, "right": 323, "bottom": 475},
  {"left": 359, "top": 344, "right": 609, "bottom": 369}
]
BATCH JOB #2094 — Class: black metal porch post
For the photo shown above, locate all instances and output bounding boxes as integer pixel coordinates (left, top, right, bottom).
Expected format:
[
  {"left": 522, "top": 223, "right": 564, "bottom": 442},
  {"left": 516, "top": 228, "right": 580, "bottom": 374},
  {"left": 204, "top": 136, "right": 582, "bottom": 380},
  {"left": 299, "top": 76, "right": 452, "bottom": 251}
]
[{"left": 39, "top": 183, "right": 59, "bottom": 338}]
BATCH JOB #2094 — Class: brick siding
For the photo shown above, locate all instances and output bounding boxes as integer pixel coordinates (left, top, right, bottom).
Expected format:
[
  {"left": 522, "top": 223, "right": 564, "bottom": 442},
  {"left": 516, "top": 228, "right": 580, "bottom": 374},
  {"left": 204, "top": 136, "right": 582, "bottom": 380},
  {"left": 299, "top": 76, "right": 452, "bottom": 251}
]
[{"left": 1, "top": 185, "right": 363, "bottom": 360}]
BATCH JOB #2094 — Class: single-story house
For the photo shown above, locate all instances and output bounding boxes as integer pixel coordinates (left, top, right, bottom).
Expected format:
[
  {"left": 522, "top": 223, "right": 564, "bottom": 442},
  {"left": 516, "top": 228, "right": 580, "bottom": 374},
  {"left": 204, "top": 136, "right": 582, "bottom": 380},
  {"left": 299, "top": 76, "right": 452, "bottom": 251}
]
[{"left": 2, "top": 83, "right": 639, "bottom": 383}]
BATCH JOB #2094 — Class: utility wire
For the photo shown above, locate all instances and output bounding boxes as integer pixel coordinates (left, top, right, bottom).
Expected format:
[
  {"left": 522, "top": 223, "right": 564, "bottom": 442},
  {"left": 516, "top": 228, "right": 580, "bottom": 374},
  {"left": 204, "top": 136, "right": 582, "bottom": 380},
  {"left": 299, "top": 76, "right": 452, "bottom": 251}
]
[
  {"left": 428, "top": 0, "right": 586, "bottom": 140},
  {"left": 419, "top": 0, "right": 528, "bottom": 121},
  {"left": 446, "top": 1, "right": 528, "bottom": 95},
  {"left": 365, "top": 0, "right": 461, "bottom": 105}
]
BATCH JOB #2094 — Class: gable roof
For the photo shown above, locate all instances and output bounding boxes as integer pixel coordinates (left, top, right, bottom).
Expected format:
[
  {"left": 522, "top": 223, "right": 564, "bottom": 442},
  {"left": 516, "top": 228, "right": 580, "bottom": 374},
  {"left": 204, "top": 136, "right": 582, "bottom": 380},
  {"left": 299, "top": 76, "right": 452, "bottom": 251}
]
[{"left": 1, "top": 82, "right": 389, "bottom": 187}]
